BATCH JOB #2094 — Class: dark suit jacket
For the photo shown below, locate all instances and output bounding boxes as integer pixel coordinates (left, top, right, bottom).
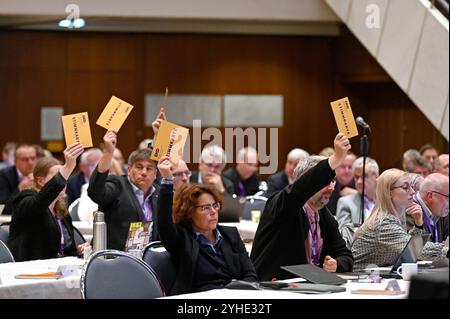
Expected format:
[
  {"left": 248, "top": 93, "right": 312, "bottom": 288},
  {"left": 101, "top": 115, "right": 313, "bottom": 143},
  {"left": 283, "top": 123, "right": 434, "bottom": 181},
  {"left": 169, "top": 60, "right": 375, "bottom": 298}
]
[
  {"left": 0, "top": 165, "right": 20, "bottom": 215},
  {"left": 157, "top": 183, "right": 257, "bottom": 295},
  {"left": 266, "top": 170, "right": 289, "bottom": 197},
  {"left": 66, "top": 171, "right": 86, "bottom": 205},
  {"left": 8, "top": 172, "right": 78, "bottom": 261},
  {"left": 88, "top": 169, "right": 159, "bottom": 251},
  {"left": 189, "top": 171, "right": 235, "bottom": 195},
  {"left": 223, "top": 166, "right": 261, "bottom": 196},
  {"left": 250, "top": 159, "right": 354, "bottom": 281}
]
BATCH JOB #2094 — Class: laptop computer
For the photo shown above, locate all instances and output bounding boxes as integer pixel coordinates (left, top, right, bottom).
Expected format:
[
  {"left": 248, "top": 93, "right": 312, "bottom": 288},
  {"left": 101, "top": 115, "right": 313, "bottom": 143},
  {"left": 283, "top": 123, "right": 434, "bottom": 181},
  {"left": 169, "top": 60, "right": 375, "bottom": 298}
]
[
  {"left": 364, "top": 234, "right": 431, "bottom": 275},
  {"left": 219, "top": 194, "right": 245, "bottom": 222},
  {"left": 280, "top": 264, "right": 347, "bottom": 285}
]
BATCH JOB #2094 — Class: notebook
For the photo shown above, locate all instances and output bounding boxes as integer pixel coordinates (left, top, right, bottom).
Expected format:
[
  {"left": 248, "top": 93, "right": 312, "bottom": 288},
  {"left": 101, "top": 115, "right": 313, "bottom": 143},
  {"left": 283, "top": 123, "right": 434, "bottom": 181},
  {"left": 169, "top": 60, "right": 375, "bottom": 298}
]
[{"left": 280, "top": 264, "right": 347, "bottom": 285}]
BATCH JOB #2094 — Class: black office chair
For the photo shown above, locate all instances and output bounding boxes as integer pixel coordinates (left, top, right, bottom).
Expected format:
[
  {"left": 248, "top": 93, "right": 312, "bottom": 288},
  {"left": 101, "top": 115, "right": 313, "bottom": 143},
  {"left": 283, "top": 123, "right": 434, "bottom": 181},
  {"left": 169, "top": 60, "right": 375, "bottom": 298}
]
[
  {"left": 142, "top": 241, "right": 176, "bottom": 295},
  {"left": 72, "top": 225, "right": 86, "bottom": 246},
  {"left": 81, "top": 249, "right": 165, "bottom": 299},
  {"left": 0, "top": 239, "right": 14, "bottom": 264},
  {"left": 68, "top": 198, "right": 80, "bottom": 221},
  {"left": 242, "top": 195, "right": 267, "bottom": 220},
  {"left": 0, "top": 227, "right": 8, "bottom": 244}
]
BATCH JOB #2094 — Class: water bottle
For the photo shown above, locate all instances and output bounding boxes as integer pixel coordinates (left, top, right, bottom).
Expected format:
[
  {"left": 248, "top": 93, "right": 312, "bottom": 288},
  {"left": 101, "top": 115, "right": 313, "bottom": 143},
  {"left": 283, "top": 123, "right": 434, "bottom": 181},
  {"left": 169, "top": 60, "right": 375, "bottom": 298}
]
[{"left": 92, "top": 211, "right": 107, "bottom": 252}]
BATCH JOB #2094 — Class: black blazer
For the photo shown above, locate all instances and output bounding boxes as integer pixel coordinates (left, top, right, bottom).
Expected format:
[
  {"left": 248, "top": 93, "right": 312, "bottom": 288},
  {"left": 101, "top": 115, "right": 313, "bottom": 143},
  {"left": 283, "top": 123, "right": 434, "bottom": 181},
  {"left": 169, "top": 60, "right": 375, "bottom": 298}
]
[
  {"left": 189, "top": 171, "right": 235, "bottom": 195},
  {"left": 8, "top": 172, "right": 78, "bottom": 262},
  {"left": 66, "top": 171, "right": 86, "bottom": 205},
  {"left": 157, "top": 183, "right": 257, "bottom": 295},
  {"left": 266, "top": 170, "right": 289, "bottom": 197},
  {"left": 0, "top": 165, "right": 20, "bottom": 215},
  {"left": 88, "top": 169, "right": 159, "bottom": 251},
  {"left": 250, "top": 159, "right": 354, "bottom": 281},
  {"left": 223, "top": 166, "right": 261, "bottom": 196}
]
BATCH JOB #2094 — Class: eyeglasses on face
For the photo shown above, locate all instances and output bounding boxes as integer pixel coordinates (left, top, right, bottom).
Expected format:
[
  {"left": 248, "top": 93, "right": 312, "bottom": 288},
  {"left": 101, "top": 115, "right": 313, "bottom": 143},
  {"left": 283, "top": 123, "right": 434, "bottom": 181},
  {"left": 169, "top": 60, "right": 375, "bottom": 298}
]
[
  {"left": 195, "top": 202, "right": 221, "bottom": 212},
  {"left": 204, "top": 163, "right": 223, "bottom": 170},
  {"left": 431, "top": 191, "right": 449, "bottom": 199},
  {"left": 173, "top": 170, "right": 192, "bottom": 179},
  {"left": 391, "top": 183, "right": 413, "bottom": 191}
]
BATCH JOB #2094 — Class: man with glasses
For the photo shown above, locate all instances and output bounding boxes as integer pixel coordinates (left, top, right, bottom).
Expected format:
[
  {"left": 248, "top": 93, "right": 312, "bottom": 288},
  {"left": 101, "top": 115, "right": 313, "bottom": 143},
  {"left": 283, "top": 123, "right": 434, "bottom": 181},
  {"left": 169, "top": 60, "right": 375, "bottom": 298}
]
[
  {"left": 88, "top": 131, "right": 160, "bottom": 251},
  {"left": 172, "top": 159, "right": 191, "bottom": 190},
  {"left": 0, "top": 144, "right": 37, "bottom": 215},
  {"left": 66, "top": 148, "right": 102, "bottom": 205},
  {"left": 190, "top": 144, "right": 234, "bottom": 195},
  {"left": 407, "top": 173, "right": 449, "bottom": 244}
]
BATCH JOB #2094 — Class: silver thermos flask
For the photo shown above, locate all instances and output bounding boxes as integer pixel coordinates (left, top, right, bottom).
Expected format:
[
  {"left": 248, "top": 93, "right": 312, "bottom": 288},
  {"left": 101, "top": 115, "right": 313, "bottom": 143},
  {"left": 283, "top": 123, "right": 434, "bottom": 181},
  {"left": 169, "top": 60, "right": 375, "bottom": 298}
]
[{"left": 93, "top": 211, "right": 107, "bottom": 252}]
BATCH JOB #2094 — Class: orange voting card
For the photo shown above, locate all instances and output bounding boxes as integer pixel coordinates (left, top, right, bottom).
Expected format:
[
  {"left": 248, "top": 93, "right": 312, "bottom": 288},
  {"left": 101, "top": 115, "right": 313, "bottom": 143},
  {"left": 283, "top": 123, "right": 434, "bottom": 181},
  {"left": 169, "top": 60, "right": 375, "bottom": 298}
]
[
  {"left": 61, "top": 112, "right": 93, "bottom": 148},
  {"left": 96, "top": 96, "right": 134, "bottom": 132},
  {"left": 330, "top": 97, "right": 359, "bottom": 138},
  {"left": 150, "top": 120, "right": 189, "bottom": 165}
]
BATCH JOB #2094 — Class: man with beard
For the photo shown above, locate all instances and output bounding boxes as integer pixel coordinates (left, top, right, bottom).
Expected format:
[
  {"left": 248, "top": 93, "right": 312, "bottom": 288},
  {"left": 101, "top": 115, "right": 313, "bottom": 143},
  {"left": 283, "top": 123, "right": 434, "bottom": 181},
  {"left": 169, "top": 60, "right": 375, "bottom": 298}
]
[{"left": 251, "top": 133, "right": 354, "bottom": 281}]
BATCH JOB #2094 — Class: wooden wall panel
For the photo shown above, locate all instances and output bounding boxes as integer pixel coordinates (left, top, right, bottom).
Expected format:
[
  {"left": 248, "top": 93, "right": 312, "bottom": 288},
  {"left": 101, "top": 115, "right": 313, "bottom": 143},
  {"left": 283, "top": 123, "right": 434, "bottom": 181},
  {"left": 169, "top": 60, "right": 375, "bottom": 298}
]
[{"left": 0, "top": 30, "right": 447, "bottom": 177}]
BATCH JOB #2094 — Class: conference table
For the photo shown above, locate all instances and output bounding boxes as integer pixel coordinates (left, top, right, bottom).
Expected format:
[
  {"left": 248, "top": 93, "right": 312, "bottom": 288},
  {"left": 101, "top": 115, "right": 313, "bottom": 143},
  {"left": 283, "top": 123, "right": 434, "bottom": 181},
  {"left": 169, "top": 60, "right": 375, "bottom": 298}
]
[{"left": 0, "top": 257, "right": 85, "bottom": 299}]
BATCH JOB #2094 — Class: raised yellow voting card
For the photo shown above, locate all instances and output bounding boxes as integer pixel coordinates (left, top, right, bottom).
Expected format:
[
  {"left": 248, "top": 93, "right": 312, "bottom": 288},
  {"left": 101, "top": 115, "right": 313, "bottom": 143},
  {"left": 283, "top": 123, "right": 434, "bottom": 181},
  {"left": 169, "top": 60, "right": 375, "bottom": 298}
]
[
  {"left": 61, "top": 112, "right": 93, "bottom": 148},
  {"left": 96, "top": 96, "right": 134, "bottom": 132},
  {"left": 150, "top": 120, "right": 189, "bottom": 165},
  {"left": 330, "top": 97, "right": 359, "bottom": 138}
]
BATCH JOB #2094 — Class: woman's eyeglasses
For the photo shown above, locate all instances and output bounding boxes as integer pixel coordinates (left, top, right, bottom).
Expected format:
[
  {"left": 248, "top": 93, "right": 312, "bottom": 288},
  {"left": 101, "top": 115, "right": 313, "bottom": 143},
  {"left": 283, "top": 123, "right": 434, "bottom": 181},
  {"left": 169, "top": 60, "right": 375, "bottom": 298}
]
[
  {"left": 391, "top": 183, "right": 413, "bottom": 191},
  {"left": 195, "top": 202, "right": 221, "bottom": 212}
]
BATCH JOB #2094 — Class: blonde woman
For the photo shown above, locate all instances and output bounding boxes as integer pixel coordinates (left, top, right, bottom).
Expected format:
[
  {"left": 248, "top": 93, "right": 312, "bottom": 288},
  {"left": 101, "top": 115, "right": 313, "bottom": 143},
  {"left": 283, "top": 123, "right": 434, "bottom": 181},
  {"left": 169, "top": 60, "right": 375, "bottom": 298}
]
[{"left": 351, "top": 168, "right": 424, "bottom": 271}]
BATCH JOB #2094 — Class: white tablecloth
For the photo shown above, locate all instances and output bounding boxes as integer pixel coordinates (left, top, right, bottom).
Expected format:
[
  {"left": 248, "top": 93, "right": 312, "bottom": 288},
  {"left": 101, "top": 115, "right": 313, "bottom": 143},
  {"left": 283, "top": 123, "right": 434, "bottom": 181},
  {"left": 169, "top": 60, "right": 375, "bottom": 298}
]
[
  {"left": 220, "top": 220, "right": 258, "bottom": 240},
  {"left": 0, "top": 257, "right": 85, "bottom": 299}
]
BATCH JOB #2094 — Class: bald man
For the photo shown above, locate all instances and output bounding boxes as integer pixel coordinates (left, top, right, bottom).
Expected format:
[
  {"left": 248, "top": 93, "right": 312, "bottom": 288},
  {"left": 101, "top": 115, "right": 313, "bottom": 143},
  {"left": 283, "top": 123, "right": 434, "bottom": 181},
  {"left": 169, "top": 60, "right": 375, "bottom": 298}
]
[{"left": 436, "top": 154, "right": 449, "bottom": 175}]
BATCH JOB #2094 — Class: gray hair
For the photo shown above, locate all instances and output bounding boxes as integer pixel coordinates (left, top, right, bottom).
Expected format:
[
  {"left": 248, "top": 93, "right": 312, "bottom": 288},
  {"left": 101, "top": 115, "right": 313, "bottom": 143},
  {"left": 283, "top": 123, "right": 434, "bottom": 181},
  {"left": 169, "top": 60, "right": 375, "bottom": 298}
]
[
  {"left": 419, "top": 173, "right": 448, "bottom": 198},
  {"left": 199, "top": 144, "right": 227, "bottom": 164},
  {"left": 287, "top": 148, "right": 310, "bottom": 161},
  {"left": 237, "top": 146, "right": 258, "bottom": 163},
  {"left": 403, "top": 149, "right": 420, "bottom": 159},
  {"left": 405, "top": 156, "right": 432, "bottom": 173},
  {"left": 294, "top": 155, "right": 326, "bottom": 180},
  {"left": 352, "top": 156, "right": 379, "bottom": 175},
  {"left": 80, "top": 148, "right": 102, "bottom": 165}
]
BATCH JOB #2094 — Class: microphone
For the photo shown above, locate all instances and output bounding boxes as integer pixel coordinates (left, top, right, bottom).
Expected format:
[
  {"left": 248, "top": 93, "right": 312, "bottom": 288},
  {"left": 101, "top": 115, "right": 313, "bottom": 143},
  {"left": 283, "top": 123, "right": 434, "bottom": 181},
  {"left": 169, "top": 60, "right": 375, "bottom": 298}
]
[{"left": 356, "top": 116, "right": 371, "bottom": 132}]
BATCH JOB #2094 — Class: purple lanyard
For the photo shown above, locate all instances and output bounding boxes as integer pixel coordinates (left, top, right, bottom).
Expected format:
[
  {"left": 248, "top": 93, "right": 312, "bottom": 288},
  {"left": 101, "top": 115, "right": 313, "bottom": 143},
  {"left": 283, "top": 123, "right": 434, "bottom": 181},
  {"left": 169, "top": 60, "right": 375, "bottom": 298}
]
[
  {"left": 56, "top": 218, "right": 65, "bottom": 253},
  {"left": 310, "top": 217, "right": 320, "bottom": 265},
  {"left": 143, "top": 198, "right": 153, "bottom": 222},
  {"left": 414, "top": 194, "right": 438, "bottom": 242},
  {"left": 238, "top": 181, "right": 246, "bottom": 197}
]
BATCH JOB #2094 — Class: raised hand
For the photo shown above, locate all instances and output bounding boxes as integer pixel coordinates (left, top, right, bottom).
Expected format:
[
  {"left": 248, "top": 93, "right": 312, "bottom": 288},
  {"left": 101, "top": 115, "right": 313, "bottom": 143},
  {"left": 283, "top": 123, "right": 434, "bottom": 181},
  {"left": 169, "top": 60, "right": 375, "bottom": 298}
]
[
  {"left": 103, "top": 130, "right": 117, "bottom": 154},
  {"left": 158, "top": 156, "right": 173, "bottom": 179},
  {"left": 328, "top": 133, "right": 351, "bottom": 170},
  {"left": 60, "top": 143, "right": 84, "bottom": 180},
  {"left": 152, "top": 108, "right": 167, "bottom": 137}
]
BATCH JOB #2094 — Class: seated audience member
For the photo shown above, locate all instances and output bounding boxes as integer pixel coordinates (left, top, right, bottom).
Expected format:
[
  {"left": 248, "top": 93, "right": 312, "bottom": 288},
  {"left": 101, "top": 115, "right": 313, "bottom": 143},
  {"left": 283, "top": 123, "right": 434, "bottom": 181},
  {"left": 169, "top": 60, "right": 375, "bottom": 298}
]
[
  {"left": 172, "top": 159, "right": 191, "bottom": 190},
  {"left": 33, "top": 144, "right": 52, "bottom": 159},
  {"left": 408, "top": 173, "right": 424, "bottom": 193},
  {"left": 0, "top": 142, "right": 16, "bottom": 170},
  {"left": 266, "top": 148, "right": 309, "bottom": 197},
  {"left": 190, "top": 145, "right": 234, "bottom": 195},
  {"left": 113, "top": 148, "right": 126, "bottom": 172},
  {"left": 251, "top": 133, "right": 354, "bottom": 280},
  {"left": 407, "top": 173, "right": 449, "bottom": 244},
  {"left": 405, "top": 156, "right": 432, "bottom": 177},
  {"left": 420, "top": 144, "right": 439, "bottom": 169},
  {"left": 336, "top": 157, "right": 379, "bottom": 248},
  {"left": 224, "top": 147, "right": 261, "bottom": 196},
  {"left": 66, "top": 148, "right": 102, "bottom": 205},
  {"left": 156, "top": 156, "right": 257, "bottom": 295},
  {"left": 402, "top": 149, "right": 421, "bottom": 171},
  {"left": 352, "top": 169, "right": 447, "bottom": 271},
  {"left": 0, "top": 144, "right": 37, "bottom": 215},
  {"left": 319, "top": 146, "right": 335, "bottom": 157},
  {"left": 8, "top": 144, "right": 85, "bottom": 261},
  {"left": 435, "top": 154, "right": 449, "bottom": 175},
  {"left": 88, "top": 131, "right": 160, "bottom": 250},
  {"left": 325, "top": 152, "right": 357, "bottom": 216}
]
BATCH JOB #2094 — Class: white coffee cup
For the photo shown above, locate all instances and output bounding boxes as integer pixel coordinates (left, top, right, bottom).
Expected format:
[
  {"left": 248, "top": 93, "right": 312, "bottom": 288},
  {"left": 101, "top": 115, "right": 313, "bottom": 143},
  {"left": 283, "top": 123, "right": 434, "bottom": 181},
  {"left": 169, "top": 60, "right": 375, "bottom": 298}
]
[
  {"left": 396, "top": 263, "right": 418, "bottom": 281},
  {"left": 251, "top": 210, "right": 261, "bottom": 223}
]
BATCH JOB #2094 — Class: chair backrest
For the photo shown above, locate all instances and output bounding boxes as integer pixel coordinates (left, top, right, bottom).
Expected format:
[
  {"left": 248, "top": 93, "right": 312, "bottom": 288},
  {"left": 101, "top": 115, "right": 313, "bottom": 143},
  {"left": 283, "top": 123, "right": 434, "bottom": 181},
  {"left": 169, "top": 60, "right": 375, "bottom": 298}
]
[
  {"left": 72, "top": 225, "right": 86, "bottom": 246},
  {"left": 69, "top": 199, "right": 80, "bottom": 221},
  {"left": 142, "top": 241, "right": 176, "bottom": 295},
  {"left": 81, "top": 249, "right": 165, "bottom": 299},
  {"left": 0, "top": 239, "right": 14, "bottom": 263},
  {"left": 0, "top": 227, "right": 8, "bottom": 243}
]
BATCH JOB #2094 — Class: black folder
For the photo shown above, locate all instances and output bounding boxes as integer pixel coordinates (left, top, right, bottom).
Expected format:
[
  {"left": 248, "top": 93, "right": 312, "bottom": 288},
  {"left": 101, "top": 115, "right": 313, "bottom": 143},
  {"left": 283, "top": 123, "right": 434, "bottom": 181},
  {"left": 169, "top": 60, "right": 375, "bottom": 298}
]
[{"left": 281, "top": 264, "right": 346, "bottom": 285}]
